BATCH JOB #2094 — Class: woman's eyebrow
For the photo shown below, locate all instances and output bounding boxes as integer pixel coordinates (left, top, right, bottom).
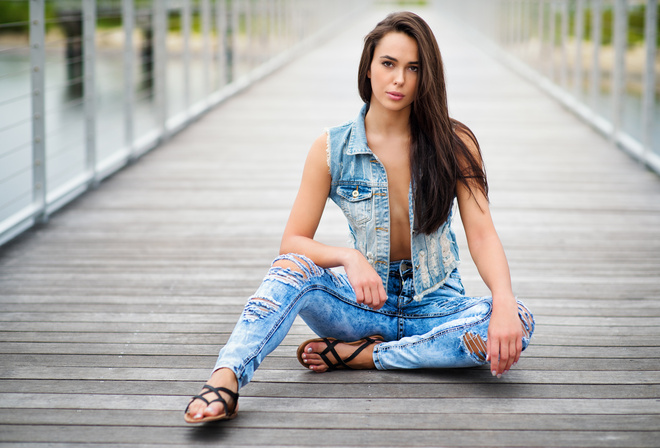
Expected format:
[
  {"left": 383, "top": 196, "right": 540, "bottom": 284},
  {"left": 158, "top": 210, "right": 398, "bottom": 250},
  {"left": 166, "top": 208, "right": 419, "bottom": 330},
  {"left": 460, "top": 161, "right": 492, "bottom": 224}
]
[{"left": 380, "top": 55, "right": 419, "bottom": 64}]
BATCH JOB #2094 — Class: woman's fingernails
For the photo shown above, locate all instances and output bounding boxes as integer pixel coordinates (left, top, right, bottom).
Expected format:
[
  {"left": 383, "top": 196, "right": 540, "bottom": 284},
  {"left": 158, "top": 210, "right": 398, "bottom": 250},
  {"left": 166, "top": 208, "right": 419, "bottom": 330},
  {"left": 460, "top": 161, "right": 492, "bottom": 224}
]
[{"left": 492, "top": 370, "right": 497, "bottom": 377}]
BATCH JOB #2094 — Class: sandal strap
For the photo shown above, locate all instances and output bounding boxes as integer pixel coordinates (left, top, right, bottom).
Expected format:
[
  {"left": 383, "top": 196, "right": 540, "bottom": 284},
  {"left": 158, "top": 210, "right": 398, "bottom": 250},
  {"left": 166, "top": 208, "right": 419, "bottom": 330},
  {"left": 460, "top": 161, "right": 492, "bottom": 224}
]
[
  {"left": 341, "top": 336, "right": 379, "bottom": 365},
  {"left": 185, "top": 394, "right": 209, "bottom": 414},
  {"left": 318, "top": 336, "right": 381, "bottom": 371},
  {"left": 318, "top": 338, "right": 348, "bottom": 371},
  {"left": 184, "top": 384, "right": 239, "bottom": 416},
  {"left": 203, "top": 384, "right": 239, "bottom": 403}
]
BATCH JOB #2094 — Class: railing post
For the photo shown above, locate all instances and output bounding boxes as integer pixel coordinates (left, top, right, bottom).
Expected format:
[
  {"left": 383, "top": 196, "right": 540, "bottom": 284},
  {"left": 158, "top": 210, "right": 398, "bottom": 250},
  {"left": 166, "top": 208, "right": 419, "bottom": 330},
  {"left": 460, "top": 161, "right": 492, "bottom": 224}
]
[
  {"left": 123, "top": 0, "right": 135, "bottom": 159},
  {"left": 202, "top": 0, "right": 211, "bottom": 100},
  {"left": 559, "top": 0, "right": 568, "bottom": 89},
  {"left": 261, "top": 0, "right": 269, "bottom": 63},
  {"left": 550, "top": 0, "right": 558, "bottom": 82},
  {"left": 183, "top": 0, "right": 191, "bottom": 112},
  {"left": 30, "top": 0, "right": 46, "bottom": 222},
  {"left": 538, "top": 0, "right": 544, "bottom": 67},
  {"left": 153, "top": 0, "right": 167, "bottom": 136},
  {"left": 642, "top": 0, "right": 658, "bottom": 161},
  {"left": 504, "top": 0, "right": 516, "bottom": 48},
  {"left": 590, "top": 0, "right": 602, "bottom": 113},
  {"left": 230, "top": 0, "right": 239, "bottom": 80},
  {"left": 244, "top": 0, "right": 253, "bottom": 70},
  {"left": 83, "top": 0, "right": 97, "bottom": 185},
  {"left": 611, "top": 0, "right": 627, "bottom": 141},
  {"left": 281, "top": 0, "right": 288, "bottom": 47},
  {"left": 574, "top": 0, "right": 585, "bottom": 97},
  {"left": 269, "top": 0, "right": 276, "bottom": 57},
  {"left": 216, "top": 0, "right": 227, "bottom": 88},
  {"left": 524, "top": 0, "right": 532, "bottom": 54},
  {"left": 518, "top": 0, "right": 524, "bottom": 49}
]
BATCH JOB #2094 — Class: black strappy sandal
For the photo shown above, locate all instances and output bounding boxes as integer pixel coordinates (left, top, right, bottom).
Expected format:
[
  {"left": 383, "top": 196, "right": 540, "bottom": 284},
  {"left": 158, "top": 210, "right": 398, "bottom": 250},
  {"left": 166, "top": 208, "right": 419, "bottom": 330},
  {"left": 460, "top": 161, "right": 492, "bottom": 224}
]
[
  {"left": 184, "top": 384, "right": 239, "bottom": 423},
  {"left": 296, "top": 335, "right": 384, "bottom": 371}
]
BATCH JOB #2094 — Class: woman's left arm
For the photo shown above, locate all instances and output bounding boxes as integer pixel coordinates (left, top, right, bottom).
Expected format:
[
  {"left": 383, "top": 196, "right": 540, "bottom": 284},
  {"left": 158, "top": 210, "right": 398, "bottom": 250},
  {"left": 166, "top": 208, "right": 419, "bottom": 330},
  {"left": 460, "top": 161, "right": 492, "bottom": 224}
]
[{"left": 455, "top": 138, "right": 522, "bottom": 378}]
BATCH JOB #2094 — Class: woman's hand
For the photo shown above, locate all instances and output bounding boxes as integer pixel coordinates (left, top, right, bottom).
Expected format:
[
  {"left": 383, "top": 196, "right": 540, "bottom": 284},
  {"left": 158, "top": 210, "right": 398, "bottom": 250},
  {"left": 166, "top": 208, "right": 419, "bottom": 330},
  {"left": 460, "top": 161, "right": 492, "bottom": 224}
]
[
  {"left": 343, "top": 249, "right": 387, "bottom": 310},
  {"left": 486, "top": 297, "right": 523, "bottom": 377}
]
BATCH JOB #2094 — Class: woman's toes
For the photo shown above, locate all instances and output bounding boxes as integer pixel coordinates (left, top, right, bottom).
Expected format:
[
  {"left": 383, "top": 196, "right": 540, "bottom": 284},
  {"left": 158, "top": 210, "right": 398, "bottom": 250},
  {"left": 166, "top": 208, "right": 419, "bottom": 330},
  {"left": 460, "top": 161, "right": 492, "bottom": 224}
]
[
  {"left": 186, "top": 400, "right": 206, "bottom": 420},
  {"left": 305, "top": 342, "right": 321, "bottom": 354},
  {"left": 203, "top": 403, "right": 221, "bottom": 418}
]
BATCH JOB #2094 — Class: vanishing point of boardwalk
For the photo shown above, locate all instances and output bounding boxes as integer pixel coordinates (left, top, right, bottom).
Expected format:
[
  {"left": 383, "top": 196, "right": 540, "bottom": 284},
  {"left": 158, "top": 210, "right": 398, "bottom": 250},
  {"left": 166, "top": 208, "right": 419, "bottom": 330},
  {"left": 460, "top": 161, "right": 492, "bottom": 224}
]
[{"left": 1, "top": 4, "right": 659, "bottom": 448}]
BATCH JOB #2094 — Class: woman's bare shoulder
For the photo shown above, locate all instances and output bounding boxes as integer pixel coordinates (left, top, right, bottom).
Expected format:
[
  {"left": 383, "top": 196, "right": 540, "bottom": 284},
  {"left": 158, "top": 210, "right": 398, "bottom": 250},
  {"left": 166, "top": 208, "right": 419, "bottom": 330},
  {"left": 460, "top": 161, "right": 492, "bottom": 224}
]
[
  {"left": 451, "top": 119, "right": 479, "bottom": 151},
  {"left": 302, "top": 131, "right": 332, "bottom": 178}
]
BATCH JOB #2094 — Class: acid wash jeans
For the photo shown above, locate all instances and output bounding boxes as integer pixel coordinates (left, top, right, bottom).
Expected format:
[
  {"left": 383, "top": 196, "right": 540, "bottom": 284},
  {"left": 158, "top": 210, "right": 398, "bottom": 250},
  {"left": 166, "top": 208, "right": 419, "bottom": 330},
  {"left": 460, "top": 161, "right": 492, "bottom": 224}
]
[{"left": 214, "top": 254, "right": 535, "bottom": 389}]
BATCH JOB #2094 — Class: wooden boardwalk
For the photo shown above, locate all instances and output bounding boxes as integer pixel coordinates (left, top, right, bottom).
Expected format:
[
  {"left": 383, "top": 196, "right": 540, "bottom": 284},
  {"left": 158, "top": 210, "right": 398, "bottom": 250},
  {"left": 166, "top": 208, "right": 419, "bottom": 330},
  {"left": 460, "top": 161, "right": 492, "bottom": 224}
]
[{"left": 1, "top": 5, "right": 660, "bottom": 447}]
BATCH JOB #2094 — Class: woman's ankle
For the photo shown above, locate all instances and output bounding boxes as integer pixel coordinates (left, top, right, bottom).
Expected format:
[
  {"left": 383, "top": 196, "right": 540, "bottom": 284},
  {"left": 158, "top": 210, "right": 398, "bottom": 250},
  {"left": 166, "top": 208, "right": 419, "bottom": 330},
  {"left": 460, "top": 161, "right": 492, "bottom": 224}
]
[{"left": 210, "top": 367, "right": 238, "bottom": 391}]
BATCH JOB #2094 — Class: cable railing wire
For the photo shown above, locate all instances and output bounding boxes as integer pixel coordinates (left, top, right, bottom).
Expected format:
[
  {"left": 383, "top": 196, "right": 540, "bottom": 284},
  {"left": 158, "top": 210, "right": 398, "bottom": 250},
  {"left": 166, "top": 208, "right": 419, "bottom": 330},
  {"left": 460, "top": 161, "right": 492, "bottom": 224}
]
[{"left": 0, "top": 0, "right": 369, "bottom": 247}]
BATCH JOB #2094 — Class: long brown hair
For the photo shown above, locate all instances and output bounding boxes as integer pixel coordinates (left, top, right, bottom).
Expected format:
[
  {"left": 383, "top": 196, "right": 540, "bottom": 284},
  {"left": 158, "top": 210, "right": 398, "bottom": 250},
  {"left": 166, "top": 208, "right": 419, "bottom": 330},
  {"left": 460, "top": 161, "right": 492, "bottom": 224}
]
[{"left": 358, "top": 12, "right": 488, "bottom": 234}]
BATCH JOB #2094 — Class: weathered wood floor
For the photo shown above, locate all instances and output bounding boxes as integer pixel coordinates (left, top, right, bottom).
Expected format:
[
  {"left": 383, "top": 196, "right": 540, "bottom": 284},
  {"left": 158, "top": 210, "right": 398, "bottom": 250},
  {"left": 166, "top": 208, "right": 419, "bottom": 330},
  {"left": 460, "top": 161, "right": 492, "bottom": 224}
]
[{"left": 1, "top": 5, "right": 659, "bottom": 447}]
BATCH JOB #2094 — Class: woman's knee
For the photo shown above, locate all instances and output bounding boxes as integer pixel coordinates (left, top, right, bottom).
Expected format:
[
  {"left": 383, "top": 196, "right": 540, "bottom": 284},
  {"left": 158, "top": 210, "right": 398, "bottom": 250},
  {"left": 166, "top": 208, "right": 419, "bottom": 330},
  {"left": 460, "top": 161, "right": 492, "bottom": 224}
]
[
  {"left": 271, "top": 256, "right": 306, "bottom": 277},
  {"left": 270, "top": 253, "right": 323, "bottom": 281},
  {"left": 260, "top": 253, "right": 327, "bottom": 291},
  {"left": 242, "top": 254, "right": 320, "bottom": 322}
]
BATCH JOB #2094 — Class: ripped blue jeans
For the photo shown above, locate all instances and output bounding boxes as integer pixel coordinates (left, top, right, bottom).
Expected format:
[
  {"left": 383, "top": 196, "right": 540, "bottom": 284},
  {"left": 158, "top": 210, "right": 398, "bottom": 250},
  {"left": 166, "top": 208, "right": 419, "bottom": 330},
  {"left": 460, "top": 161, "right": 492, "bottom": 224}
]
[{"left": 214, "top": 254, "right": 535, "bottom": 389}]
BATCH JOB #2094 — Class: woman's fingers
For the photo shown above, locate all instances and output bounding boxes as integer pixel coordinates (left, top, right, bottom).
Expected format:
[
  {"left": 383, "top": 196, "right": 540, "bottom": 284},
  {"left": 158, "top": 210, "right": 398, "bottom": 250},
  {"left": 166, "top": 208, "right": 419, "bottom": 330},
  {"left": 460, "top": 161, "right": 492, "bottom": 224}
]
[
  {"left": 354, "top": 286, "right": 364, "bottom": 304},
  {"left": 362, "top": 286, "right": 373, "bottom": 307},
  {"left": 375, "top": 283, "right": 387, "bottom": 309},
  {"left": 488, "top": 334, "right": 522, "bottom": 377}
]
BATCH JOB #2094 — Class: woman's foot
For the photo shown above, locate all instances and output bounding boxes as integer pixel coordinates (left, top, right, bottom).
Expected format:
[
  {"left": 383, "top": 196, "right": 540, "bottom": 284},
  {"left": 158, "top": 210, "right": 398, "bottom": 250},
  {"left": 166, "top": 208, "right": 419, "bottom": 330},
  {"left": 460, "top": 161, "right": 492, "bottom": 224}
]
[
  {"left": 184, "top": 368, "right": 239, "bottom": 423},
  {"left": 298, "top": 336, "right": 384, "bottom": 372}
]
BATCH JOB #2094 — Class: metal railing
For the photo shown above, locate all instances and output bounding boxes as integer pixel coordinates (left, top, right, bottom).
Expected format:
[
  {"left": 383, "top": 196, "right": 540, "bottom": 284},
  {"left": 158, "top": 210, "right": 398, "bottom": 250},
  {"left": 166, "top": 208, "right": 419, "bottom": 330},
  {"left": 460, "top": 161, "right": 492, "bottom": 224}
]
[
  {"left": 439, "top": 0, "right": 659, "bottom": 175},
  {"left": 0, "top": 0, "right": 367, "bottom": 247}
]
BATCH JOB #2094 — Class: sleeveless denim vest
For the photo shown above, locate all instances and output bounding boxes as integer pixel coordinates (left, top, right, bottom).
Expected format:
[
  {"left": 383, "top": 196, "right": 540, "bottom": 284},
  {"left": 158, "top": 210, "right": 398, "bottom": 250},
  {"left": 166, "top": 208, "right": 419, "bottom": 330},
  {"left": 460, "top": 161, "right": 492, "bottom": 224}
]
[{"left": 326, "top": 104, "right": 461, "bottom": 301}]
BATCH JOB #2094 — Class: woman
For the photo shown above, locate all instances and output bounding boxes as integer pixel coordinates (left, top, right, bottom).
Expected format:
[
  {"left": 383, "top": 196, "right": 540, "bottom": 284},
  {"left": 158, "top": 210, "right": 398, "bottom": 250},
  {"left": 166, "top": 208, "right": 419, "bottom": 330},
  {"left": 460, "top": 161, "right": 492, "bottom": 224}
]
[{"left": 184, "top": 11, "right": 534, "bottom": 424}]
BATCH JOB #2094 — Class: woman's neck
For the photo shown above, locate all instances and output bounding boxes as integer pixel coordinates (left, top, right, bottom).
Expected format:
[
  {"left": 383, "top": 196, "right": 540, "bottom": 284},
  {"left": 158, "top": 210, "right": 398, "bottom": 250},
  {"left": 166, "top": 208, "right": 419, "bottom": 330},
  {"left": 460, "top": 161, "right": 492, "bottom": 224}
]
[{"left": 364, "top": 102, "right": 411, "bottom": 138}]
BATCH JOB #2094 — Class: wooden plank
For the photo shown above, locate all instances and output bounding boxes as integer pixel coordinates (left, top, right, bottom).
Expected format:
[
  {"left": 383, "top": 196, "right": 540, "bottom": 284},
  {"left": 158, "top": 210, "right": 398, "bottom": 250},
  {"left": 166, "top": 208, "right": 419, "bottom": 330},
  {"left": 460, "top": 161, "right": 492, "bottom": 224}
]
[
  {"left": 3, "top": 299, "right": 660, "bottom": 317},
  {"left": 0, "top": 340, "right": 658, "bottom": 358},
  {"left": 1, "top": 379, "right": 658, "bottom": 400},
  {"left": 1, "top": 426, "right": 658, "bottom": 447},
  {"left": 0, "top": 409, "right": 656, "bottom": 432},
  {"left": 3, "top": 331, "right": 660, "bottom": 347},
  {"left": 1, "top": 366, "right": 659, "bottom": 385},
  {"left": 2, "top": 354, "right": 660, "bottom": 371},
  {"left": 0, "top": 393, "right": 659, "bottom": 415}
]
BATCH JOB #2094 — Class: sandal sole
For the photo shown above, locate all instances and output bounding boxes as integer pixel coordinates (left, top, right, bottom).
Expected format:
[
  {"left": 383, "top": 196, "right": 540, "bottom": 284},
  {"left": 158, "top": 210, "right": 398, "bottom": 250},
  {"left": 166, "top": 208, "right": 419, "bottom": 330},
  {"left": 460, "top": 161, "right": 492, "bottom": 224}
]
[{"left": 184, "top": 403, "right": 239, "bottom": 424}]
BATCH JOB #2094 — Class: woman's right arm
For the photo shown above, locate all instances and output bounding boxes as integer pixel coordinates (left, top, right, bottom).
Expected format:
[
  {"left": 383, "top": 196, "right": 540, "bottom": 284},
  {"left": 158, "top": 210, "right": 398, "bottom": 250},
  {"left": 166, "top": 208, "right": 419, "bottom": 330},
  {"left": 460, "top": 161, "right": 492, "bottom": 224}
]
[{"left": 279, "top": 133, "right": 387, "bottom": 309}]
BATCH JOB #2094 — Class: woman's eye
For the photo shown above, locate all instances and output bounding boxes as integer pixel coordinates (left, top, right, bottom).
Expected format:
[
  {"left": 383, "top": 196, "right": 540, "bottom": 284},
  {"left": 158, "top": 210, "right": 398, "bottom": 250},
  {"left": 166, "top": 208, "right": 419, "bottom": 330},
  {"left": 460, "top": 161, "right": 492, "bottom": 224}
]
[
  {"left": 382, "top": 61, "right": 393, "bottom": 67},
  {"left": 409, "top": 66, "right": 419, "bottom": 72}
]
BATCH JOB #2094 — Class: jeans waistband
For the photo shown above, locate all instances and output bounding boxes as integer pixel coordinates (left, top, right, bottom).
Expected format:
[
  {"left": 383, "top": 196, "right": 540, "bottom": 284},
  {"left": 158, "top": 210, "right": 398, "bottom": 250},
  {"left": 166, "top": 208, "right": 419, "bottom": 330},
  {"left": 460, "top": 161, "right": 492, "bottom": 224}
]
[{"left": 389, "top": 259, "right": 413, "bottom": 280}]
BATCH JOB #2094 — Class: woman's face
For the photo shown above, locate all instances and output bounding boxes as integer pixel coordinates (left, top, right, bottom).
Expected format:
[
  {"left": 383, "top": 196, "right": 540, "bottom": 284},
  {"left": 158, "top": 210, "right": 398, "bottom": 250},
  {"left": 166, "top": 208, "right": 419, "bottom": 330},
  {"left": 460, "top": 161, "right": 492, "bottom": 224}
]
[{"left": 368, "top": 31, "right": 419, "bottom": 113}]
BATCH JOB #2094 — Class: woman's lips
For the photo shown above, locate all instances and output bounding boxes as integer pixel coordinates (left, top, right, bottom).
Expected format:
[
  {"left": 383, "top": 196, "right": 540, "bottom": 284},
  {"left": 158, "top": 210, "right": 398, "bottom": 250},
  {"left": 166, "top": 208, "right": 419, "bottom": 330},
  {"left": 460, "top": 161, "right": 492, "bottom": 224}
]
[{"left": 386, "top": 91, "right": 404, "bottom": 100}]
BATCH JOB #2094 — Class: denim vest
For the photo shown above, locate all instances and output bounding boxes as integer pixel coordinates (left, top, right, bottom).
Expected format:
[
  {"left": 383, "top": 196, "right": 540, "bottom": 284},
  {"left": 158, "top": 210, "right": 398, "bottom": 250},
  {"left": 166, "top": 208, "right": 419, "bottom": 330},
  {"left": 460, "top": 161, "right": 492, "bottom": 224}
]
[{"left": 326, "top": 104, "right": 461, "bottom": 301}]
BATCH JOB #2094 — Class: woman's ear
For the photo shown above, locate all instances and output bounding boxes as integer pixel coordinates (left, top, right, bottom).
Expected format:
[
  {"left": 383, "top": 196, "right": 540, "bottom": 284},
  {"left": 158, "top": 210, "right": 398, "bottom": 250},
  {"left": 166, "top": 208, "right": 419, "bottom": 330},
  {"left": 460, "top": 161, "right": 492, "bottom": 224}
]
[{"left": 367, "top": 69, "right": 371, "bottom": 79}]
